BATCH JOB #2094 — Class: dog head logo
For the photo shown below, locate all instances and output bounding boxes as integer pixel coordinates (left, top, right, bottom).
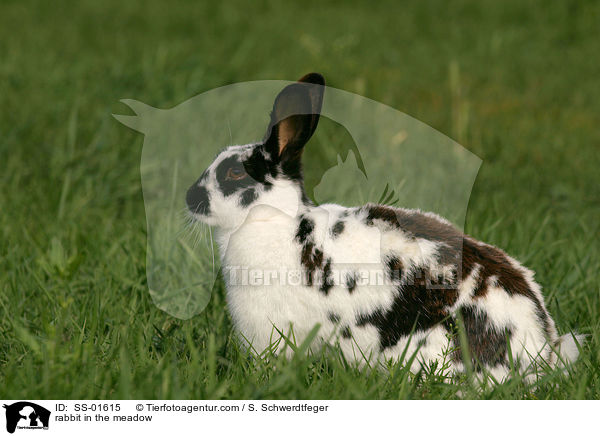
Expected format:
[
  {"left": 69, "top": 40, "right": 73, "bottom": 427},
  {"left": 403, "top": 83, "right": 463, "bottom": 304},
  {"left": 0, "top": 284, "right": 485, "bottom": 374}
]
[{"left": 3, "top": 402, "right": 50, "bottom": 433}]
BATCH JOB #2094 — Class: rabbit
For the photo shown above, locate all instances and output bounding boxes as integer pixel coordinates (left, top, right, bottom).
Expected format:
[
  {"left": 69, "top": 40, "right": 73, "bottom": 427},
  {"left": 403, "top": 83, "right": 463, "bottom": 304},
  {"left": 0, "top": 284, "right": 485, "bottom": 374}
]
[{"left": 186, "top": 72, "right": 582, "bottom": 381}]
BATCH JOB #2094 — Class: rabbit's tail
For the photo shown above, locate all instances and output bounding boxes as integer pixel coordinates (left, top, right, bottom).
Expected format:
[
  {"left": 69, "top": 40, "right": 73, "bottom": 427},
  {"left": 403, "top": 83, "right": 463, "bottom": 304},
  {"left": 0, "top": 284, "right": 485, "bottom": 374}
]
[{"left": 551, "top": 333, "right": 586, "bottom": 368}]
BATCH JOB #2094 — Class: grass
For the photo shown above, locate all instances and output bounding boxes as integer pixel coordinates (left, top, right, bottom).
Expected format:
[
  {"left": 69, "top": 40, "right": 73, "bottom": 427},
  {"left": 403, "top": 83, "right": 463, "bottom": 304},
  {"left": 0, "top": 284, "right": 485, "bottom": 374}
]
[{"left": 1, "top": 0, "right": 599, "bottom": 399}]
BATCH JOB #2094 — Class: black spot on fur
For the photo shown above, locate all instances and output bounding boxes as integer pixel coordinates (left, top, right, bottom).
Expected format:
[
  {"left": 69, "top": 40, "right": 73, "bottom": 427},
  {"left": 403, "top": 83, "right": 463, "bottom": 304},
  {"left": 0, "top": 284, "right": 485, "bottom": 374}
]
[
  {"left": 449, "top": 306, "right": 512, "bottom": 369},
  {"left": 297, "top": 216, "right": 330, "bottom": 289},
  {"left": 295, "top": 216, "right": 315, "bottom": 243},
  {"left": 345, "top": 272, "right": 357, "bottom": 293},
  {"left": 239, "top": 188, "right": 258, "bottom": 207},
  {"left": 280, "top": 154, "right": 304, "bottom": 183},
  {"left": 330, "top": 220, "right": 345, "bottom": 238},
  {"left": 300, "top": 243, "right": 323, "bottom": 286},
  {"left": 356, "top": 266, "right": 458, "bottom": 351},
  {"left": 341, "top": 326, "right": 352, "bottom": 339},
  {"left": 320, "top": 258, "right": 334, "bottom": 295},
  {"left": 328, "top": 312, "right": 340, "bottom": 323},
  {"left": 385, "top": 255, "right": 402, "bottom": 281}
]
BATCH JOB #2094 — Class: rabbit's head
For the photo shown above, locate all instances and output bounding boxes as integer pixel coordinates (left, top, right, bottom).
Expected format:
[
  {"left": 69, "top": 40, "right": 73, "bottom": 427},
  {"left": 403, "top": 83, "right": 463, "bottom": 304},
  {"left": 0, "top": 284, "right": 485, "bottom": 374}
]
[{"left": 186, "top": 73, "right": 325, "bottom": 231}]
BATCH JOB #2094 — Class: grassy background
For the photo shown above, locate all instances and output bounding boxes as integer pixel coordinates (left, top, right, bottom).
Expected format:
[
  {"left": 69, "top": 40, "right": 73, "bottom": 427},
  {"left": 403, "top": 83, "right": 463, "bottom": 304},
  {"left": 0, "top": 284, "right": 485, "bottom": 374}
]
[{"left": 1, "top": 0, "right": 599, "bottom": 399}]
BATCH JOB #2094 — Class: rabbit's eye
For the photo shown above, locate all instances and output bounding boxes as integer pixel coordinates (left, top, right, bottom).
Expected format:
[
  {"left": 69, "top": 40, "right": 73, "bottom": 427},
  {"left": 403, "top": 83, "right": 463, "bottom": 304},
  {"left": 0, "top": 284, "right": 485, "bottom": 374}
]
[{"left": 226, "top": 167, "right": 247, "bottom": 181}]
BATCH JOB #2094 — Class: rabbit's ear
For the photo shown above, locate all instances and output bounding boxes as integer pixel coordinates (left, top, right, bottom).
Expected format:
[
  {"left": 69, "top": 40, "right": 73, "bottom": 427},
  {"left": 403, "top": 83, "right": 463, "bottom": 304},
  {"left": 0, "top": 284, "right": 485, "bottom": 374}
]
[
  {"left": 297, "top": 72, "right": 325, "bottom": 138},
  {"left": 264, "top": 73, "right": 325, "bottom": 165}
]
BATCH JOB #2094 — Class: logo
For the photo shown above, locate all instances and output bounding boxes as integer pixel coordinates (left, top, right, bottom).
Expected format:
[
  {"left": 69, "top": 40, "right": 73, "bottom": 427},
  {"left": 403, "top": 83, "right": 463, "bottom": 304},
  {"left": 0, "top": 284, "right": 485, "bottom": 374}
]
[
  {"left": 114, "top": 78, "right": 481, "bottom": 320},
  {"left": 3, "top": 402, "right": 50, "bottom": 434}
]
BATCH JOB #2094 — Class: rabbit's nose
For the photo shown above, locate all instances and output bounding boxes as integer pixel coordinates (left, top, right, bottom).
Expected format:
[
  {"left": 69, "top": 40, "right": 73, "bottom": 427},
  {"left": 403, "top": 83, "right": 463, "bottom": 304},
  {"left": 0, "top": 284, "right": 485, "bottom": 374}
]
[{"left": 186, "top": 184, "right": 210, "bottom": 215}]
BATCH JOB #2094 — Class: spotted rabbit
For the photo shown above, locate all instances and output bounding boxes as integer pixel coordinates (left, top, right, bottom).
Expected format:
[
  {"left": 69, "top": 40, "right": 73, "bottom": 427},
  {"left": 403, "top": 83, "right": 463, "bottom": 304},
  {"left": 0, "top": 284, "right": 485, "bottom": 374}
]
[{"left": 186, "top": 73, "right": 581, "bottom": 381}]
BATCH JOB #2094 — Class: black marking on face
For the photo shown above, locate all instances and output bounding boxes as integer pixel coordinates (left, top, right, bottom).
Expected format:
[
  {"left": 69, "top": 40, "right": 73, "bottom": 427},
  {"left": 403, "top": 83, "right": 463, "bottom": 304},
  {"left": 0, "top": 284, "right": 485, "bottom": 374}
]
[
  {"left": 320, "top": 258, "right": 334, "bottom": 295},
  {"left": 216, "top": 155, "right": 257, "bottom": 196},
  {"left": 239, "top": 188, "right": 258, "bottom": 207},
  {"left": 345, "top": 272, "right": 357, "bottom": 294},
  {"left": 330, "top": 220, "right": 345, "bottom": 238},
  {"left": 295, "top": 216, "right": 315, "bottom": 244},
  {"left": 449, "top": 306, "right": 512, "bottom": 370},
  {"left": 341, "top": 326, "right": 352, "bottom": 339},
  {"left": 186, "top": 184, "right": 210, "bottom": 215},
  {"left": 328, "top": 312, "right": 340, "bottom": 323},
  {"left": 244, "top": 146, "right": 277, "bottom": 185}
]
